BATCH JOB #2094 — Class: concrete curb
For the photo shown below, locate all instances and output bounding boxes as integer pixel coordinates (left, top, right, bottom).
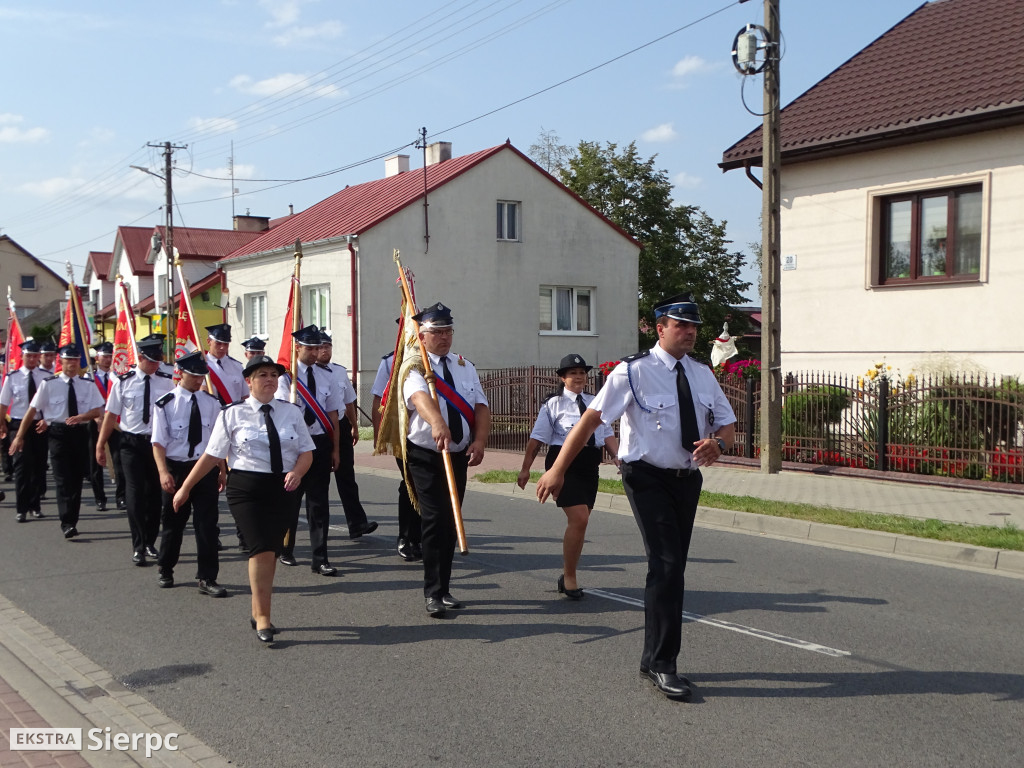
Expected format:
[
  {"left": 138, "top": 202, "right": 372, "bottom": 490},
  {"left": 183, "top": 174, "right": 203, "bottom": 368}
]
[
  {"left": 0, "top": 593, "right": 231, "bottom": 768},
  {"left": 355, "top": 466, "right": 1024, "bottom": 578}
]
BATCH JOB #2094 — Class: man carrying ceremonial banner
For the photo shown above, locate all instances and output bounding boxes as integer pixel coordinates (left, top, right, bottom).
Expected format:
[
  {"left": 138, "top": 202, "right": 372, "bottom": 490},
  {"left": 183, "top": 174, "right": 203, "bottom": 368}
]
[
  {"left": 56, "top": 264, "right": 93, "bottom": 374},
  {"left": 375, "top": 252, "right": 490, "bottom": 618}
]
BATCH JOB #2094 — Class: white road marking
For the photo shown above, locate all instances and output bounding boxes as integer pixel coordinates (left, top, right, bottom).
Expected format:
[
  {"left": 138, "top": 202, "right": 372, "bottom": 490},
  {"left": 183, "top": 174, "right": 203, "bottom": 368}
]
[{"left": 584, "top": 588, "right": 852, "bottom": 658}]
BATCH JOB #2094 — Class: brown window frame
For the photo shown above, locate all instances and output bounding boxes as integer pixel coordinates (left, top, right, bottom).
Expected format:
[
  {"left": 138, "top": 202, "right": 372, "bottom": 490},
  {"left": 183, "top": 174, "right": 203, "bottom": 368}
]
[{"left": 877, "top": 183, "right": 982, "bottom": 285}]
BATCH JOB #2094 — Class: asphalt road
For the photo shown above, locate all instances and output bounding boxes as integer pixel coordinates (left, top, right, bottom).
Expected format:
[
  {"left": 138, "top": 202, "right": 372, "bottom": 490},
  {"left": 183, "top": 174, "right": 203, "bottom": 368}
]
[{"left": 1, "top": 474, "right": 1022, "bottom": 768}]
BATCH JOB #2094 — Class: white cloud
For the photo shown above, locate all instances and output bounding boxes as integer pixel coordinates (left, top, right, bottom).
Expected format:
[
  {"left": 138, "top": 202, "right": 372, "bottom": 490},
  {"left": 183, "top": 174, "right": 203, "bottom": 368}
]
[
  {"left": 0, "top": 114, "right": 49, "bottom": 143},
  {"left": 672, "top": 55, "right": 711, "bottom": 80},
  {"left": 187, "top": 116, "right": 241, "bottom": 135},
  {"left": 258, "top": 0, "right": 343, "bottom": 47},
  {"left": 641, "top": 123, "right": 677, "bottom": 143},
  {"left": 229, "top": 73, "right": 341, "bottom": 99},
  {"left": 20, "top": 176, "right": 86, "bottom": 198},
  {"left": 672, "top": 171, "right": 702, "bottom": 189}
]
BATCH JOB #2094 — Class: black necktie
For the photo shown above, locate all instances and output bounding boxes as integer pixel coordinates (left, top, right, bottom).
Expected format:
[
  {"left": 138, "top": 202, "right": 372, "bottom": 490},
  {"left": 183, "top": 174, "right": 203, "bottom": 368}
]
[
  {"left": 576, "top": 393, "right": 595, "bottom": 447},
  {"left": 261, "top": 403, "right": 284, "bottom": 474},
  {"left": 674, "top": 362, "right": 701, "bottom": 451},
  {"left": 303, "top": 366, "right": 317, "bottom": 426},
  {"left": 67, "top": 379, "right": 78, "bottom": 418},
  {"left": 440, "top": 356, "right": 463, "bottom": 444},
  {"left": 142, "top": 375, "right": 151, "bottom": 424},
  {"left": 187, "top": 394, "right": 202, "bottom": 458},
  {"left": 27, "top": 371, "right": 36, "bottom": 401}
]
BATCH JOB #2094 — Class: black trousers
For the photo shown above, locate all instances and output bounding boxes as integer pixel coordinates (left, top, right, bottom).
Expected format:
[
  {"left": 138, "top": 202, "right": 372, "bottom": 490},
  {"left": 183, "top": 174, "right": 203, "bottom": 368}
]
[
  {"left": 395, "top": 458, "right": 421, "bottom": 545},
  {"left": 405, "top": 442, "right": 467, "bottom": 600},
  {"left": 621, "top": 461, "right": 703, "bottom": 675},
  {"left": 119, "top": 432, "right": 161, "bottom": 553},
  {"left": 47, "top": 424, "right": 90, "bottom": 528},
  {"left": 332, "top": 417, "right": 369, "bottom": 534},
  {"left": 108, "top": 429, "right": 126, "bottom": 505},
  {"left": 10, "top": 419, "right": 44, "bottom": 515},
  {"left": 86, "top": 421, "right": 107, "bottom": 504},
  {"left": 157, "top": 460, "right": 220, "bottom": 581},
  {"left": 282, "top": 433, "right": 333, "bottom": 568},
  {"left": 1, "top": 432, "right": 13, "bottom": 476}
]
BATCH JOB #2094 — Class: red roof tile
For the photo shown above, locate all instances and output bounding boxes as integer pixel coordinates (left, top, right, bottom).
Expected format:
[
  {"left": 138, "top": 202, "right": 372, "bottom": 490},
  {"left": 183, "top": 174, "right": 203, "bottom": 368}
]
[
  {"left": 86, "top": 251, "right": 112, "bottom": 281},
  {"left": 115, "top": 226, "right": 156, "bottom": 276},
  {"left": 152, "top": 226, "right": 262, "bottom": 261},
  {"left": 223, "top": 142, "right": 635, "bottom": 261},
  {"left": 721, "top": 0, "right": 1024, "bottom": 169}
]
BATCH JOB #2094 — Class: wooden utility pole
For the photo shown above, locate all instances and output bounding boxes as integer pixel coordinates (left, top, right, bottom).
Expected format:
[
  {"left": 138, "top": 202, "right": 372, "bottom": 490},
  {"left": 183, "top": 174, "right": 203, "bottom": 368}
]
[
  {"left": 760, "top": 0, "right": 782, "bottom": 473},
  {"left": 146, "top": 141, "right": 186, "bottom": 359}
]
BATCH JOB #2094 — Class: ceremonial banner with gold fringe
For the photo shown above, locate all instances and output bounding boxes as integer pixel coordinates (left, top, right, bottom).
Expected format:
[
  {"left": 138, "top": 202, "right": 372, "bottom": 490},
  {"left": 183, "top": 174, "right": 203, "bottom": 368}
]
[{"left": 112, "top": 278, "right": 138, "bottom": 375}]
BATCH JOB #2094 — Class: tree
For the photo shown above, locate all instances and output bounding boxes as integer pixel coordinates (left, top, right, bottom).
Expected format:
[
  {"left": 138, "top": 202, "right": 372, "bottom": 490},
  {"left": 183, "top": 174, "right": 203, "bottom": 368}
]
[
  {"left": 559, "top": 140, "right": 751, "bottom": 359},
  {"left": 528, "top": 127, "right": 574, "bottom": 174}
]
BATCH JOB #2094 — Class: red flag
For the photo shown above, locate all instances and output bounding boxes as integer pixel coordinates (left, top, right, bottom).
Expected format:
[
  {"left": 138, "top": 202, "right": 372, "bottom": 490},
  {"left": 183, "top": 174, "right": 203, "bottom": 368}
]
[
  {"left": 174, "top": 290, "right": 200, "bottom": 361},
  {"left": 112, "top": 282, "right": 137, "bottom": 375},
  {"left": 5, "top": 300, "right": 24, "bottom": 376},
  {"left": 276, "top": 275, "right": 300, "bottom": 369}
]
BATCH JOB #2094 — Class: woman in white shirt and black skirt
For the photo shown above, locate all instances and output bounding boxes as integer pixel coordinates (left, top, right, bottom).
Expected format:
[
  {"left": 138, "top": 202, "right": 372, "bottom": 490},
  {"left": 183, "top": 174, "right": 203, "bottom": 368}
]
[
  {"left": 173, "top": 356, "right": 314, "bottom": 643},
  {"left": 517, "top": 354, "right": 618, "bottom": 600}
]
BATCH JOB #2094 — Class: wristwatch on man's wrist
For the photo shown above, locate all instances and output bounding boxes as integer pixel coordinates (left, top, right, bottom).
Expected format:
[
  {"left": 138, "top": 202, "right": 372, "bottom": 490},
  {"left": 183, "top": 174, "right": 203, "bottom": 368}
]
[{"left": 714, "top": 436, "right": 727, "bottom": 453}]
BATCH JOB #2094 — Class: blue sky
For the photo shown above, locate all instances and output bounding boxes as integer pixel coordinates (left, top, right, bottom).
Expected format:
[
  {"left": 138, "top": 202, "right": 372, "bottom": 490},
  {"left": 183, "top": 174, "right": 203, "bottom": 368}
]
[{"left": 0, "top": 0, "right": 927, "bottom": 299}]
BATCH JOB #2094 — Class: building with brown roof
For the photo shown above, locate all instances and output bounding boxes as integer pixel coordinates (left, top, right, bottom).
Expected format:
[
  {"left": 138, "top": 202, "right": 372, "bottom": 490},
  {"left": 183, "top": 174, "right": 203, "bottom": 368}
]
[
  {"left": 218, "top": 140, "right": 640, "bottom": 402},
  {"left": 0, "top": 235, "right": 66, "bottom": 344},
  {"left": 721, "top": 0, "right": 1024, "bottom": 377}
]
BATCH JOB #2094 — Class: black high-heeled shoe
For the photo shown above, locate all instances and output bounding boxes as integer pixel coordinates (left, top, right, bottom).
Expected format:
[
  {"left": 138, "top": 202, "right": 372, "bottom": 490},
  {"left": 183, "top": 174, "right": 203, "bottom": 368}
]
[
  {"left": 557, "top": 574, "right": 584, "bottom": 600},
  {"left": 250, "top": 617, "right": 278, "bottom": 633},
  {"left": 255, "top": 628, "right": 274, "bottom": 643}
]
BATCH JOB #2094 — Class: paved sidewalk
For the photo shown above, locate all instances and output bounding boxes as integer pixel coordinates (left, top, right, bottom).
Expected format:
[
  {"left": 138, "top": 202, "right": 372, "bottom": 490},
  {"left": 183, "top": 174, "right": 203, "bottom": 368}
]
[{"left": 353, "top": 441, "right": 1024, "bottom": 576}]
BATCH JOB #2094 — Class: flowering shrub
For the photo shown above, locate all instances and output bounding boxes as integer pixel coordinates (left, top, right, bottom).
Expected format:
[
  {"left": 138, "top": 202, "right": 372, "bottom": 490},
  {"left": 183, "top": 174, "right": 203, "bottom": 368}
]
[
  {"left": 598, "top": 360, "right": 621, "bottom": 376},
  {"left": 715, "top": 358, "right": 761, "bottom": 383},
  {"left": 990, "top": 447, "right": 1024, "bottom": 483}
]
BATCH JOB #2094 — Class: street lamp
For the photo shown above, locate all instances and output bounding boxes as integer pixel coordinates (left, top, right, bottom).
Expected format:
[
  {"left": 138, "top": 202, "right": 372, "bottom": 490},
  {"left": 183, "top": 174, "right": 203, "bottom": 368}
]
[{"left": 129, "top": 163, "right": 175, "bottom": 358}]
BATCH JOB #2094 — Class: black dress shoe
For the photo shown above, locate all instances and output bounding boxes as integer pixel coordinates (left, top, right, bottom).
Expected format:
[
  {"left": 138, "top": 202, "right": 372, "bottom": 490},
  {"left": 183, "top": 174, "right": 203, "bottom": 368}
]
[
  {"left": 16, "top": 511, "right": 26, "bottom": 523},
  {"left": 132, "top": 551, "right": 146, "bottom": 566},
  {"left": 313, "top": 564, "right": 337, "bottom": 576},
  {"left": 145, "top": 545, "right": 158, "bottom": 559},
  {"left": 255, "top": 628, "right": 274, "bottom": 643},
  {"left": 198, "top": 579, "right": 227, "bottom": 597},
  {"left": 278, "top": 554, "right": 298, "bottom": 566},
  {"left": 349, "top": 520, "right": 379, "bottom": 539},
  {"left": 158, "top": 573, "right": 174, "bottom": 588},
  {"left": 441, "top": 593, "right": 462, "bottom": 609},
  {"left": 95, "top": 501, "right": 107, "bottom": 512},
  {"left": 557, "top": 574, "right": 584, "bottom": 600},
  {"left": 116, "top": 499, "right": 127, "bottom": 510},
  {"left": 643, "top": 669, "right": 692, "bottom": 700},
  {"left": 410, "top": 542, "right": 423, "bottom": 560},
  {"left": 639, "top": 667, "right": 692, "bottom": 688},
  {"left": 397, "top": 539, "right": 415, "bottom": 561},
  {"left": 250, "top": 617, "right": 277, "bottom": 633},
  {"left": 30, "top": 509, "right": 44, "bottom": 519},
  {"left": 425, "top": 597, "right": 446, "bottom": 617},
  {"left": 62, "top": 525, "right": 79, "bottom": 539}
]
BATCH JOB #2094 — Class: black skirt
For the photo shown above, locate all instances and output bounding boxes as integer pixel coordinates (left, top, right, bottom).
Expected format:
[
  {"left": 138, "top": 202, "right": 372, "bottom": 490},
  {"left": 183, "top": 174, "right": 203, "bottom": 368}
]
[
  {"left": 225, "top": 469, "right": 300, "bottom": 557},
  {"left": 545, "top": 444, "right": 602, "bottom": 509}
]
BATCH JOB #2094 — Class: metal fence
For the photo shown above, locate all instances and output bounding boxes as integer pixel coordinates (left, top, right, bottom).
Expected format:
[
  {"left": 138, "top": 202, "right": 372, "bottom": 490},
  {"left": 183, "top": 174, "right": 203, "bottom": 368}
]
[{"left": 480, "top": 366, "right": 1024, "bottom": 485}]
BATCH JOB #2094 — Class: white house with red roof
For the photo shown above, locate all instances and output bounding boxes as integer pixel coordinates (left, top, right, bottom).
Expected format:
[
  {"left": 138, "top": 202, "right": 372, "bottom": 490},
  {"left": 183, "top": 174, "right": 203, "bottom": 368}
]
[
  {"left": 721, "top": 0, "right": 1024, "bottom": 378},
  {"left": 218, "top": 140, "right": 640, "bottom": 401}
]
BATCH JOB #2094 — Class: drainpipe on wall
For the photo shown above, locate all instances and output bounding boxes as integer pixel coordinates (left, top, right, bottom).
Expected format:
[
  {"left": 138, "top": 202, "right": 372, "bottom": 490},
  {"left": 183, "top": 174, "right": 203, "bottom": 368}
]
[{"left": 348, "top": 240, "right": 359, "bottom": 401}]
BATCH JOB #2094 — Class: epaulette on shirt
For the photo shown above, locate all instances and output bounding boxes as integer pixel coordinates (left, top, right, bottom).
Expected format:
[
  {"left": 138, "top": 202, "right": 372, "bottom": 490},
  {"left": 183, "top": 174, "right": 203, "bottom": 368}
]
[
  {"left": 317, "top": 363, "right": 332, "bottom": 371},
  {"left": 118, "top": 370, "right": 136, "bottom": 381},
  {"left": 43, "top": 375, "right": 58, "bottom": 382},
  {"left": 382, "top": 351, "right": 395, "bottom": 360},
  {"left": 155, "top": 392, "right": 174, "bottom": 408},
  {"left": 622, "top": 350, "right": 650, "bottom": 363},
  {"left": 155, "top": 370, "right": 173, "bottom": 379},
  {"left": 221, "top": 400, "right": 245, "bottom": 411}
]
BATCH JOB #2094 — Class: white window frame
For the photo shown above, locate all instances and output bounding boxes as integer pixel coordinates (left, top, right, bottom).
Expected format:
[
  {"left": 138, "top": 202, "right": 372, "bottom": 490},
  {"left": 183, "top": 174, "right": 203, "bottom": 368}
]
[
  {"left": 497, "top": 200, "right": 521, "bottom": 242},
  {"left": 539, "top": 285, "right": 595, "bottom": 335},
  {"left": 245, "top": 292, "right": 268, "bottom": 337},
  {"left": 304, "top": 284, "right": 331, "bottom": 330}
]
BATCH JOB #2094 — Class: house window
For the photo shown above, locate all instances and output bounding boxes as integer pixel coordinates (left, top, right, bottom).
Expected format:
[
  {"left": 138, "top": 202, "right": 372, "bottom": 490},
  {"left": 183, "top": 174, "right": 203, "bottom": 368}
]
[
  {"left": 246, "top": 292, "right": 267, "bottom": 337},
  {"left": 305, "top": 284, "right": 330, "bottom": 329},
  {"left": 497, "top": 201, "right": 521, "bottom": 241},
  {"left": 878, "top": 184, "right": 982, "bottom": 284},
  {"left": 20, "top": 275, "right": 36, "bottom": 291},
  {"left": 540, "top": 286, "right": 592, "bottom": 333}
]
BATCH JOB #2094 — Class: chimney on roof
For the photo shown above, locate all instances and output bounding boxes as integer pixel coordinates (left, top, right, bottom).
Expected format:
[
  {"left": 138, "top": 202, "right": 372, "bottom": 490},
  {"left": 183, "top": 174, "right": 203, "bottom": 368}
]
[
  {"left": 233, "top": 214, "right": 271, "bottom": 232},
  {"left": 385, "top": 154, "right": 410, "bottom": 177},
  {"left": 425, "top": 142, "right": 452, "bottom": 166},
  {"left": 288, "top": 204, "right": 294, "bottom": 216}
]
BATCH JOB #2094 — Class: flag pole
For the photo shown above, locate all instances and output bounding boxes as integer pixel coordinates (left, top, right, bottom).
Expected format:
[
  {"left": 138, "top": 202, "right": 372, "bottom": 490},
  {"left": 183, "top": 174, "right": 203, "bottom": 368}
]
[
  {"left": 65, "top": 262, "right": 93, "bottom": 375},
  {"left": 289, "top": 239, "right": 302, "bottom": 404},
  {"left": 116, "top": 275, "right": 139, "bottom": 360},
  {"left": 393, "top": 249, "right": 468, "bottom": 555},
  {"left": 174, "top": 253, "right": 215, "bottom": 395}
]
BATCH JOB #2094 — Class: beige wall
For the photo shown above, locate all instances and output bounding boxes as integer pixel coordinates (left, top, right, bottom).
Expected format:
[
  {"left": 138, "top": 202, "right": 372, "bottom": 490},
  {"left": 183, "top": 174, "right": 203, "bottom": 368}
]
[
  {"left": 779, "top": 125, "right": 1024, "bottom": 378},
  {"left": 0, "top": 239, "right": 65, "bottom": 320}
]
